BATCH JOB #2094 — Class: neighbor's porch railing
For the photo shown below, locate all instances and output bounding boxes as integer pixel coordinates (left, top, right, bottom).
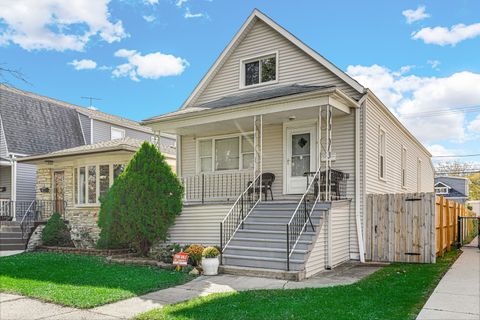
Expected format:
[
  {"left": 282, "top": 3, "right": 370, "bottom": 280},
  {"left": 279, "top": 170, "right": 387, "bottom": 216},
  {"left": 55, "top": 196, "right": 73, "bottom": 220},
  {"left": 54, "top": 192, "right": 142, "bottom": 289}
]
[{"left": 181, "top": 171, "right": 254, "bottom": 204}]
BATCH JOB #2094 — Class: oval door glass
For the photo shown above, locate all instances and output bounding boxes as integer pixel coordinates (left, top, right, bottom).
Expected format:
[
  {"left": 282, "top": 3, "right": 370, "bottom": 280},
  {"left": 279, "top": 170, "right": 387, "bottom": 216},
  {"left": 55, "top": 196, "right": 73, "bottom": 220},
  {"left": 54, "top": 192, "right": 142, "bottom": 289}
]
[{"left": 291, "top": 133, "right": 310, "bottom": 176}]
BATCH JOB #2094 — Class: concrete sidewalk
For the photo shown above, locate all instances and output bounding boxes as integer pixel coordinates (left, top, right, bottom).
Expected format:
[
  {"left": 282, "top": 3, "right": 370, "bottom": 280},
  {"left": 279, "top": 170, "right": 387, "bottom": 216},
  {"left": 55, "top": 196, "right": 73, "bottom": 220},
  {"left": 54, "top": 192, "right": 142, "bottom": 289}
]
[
  {"left": 417, "top": 237, "right": 480, "bottom": 320},
  {"left": 0, "top": 262, "right": 379, "bottom": 320}
]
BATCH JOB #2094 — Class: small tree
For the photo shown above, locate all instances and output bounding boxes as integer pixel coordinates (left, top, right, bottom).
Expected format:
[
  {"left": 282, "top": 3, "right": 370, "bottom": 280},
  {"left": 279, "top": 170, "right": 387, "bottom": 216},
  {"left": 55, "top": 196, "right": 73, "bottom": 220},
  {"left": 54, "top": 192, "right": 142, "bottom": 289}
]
[
  {"left": 97, "top": 142, "right": 183, "bottom": 255},
  {"left": 42, "top": 213, "right": 72, "bottom": 247}
]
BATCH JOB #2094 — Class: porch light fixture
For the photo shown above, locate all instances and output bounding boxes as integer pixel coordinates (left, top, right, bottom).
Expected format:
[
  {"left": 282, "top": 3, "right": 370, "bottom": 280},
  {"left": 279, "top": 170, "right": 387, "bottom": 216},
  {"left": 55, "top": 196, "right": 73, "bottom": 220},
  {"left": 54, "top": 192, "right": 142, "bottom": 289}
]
[
  {"left": 40, "top": 187, "right": 50, "bottom": 193},
  {"left": 288, "top": 115, "right": 296, "bottom": 121},
  {"left": 0, "top": 187, "right": 6, "bottom": 192}
]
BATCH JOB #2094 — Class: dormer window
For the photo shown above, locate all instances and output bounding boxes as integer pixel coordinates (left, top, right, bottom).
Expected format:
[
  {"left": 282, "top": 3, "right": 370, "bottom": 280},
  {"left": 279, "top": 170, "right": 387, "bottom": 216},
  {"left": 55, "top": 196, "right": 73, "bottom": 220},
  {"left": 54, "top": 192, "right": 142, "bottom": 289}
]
[{"left": 241, "top": 52, "right": 278, "bottom": 88}]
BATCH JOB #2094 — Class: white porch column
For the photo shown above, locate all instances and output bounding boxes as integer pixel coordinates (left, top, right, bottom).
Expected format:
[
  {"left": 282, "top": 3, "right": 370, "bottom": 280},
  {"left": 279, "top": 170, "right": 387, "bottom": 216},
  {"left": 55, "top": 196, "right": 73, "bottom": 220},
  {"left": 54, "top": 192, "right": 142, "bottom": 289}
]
[
  {"left": 253, "top": 115, "right": 263, "bottom": 200},
  {"left": 10, "top": 155, "right": 17, "bottom": 221}
]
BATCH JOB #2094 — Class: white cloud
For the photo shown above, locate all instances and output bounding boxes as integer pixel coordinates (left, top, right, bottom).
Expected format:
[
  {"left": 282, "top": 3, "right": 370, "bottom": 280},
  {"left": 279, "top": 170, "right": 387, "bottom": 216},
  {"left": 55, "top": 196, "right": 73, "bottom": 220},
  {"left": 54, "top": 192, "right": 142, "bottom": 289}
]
[
  {"left": 468, "top": 114, "right": 480, "bottom": 133},
  {"left": 143, "top": 15, "right": 156, "bottom": 23},
  {"left": 347, "top": 65, "right": 480, "bottom": 143},
  {"left": 402, "top": 6, "right": 430, "bottom": 24},
  {"left": 0, "top": 0, "right": 127, "bottom": 51},
  {"left": 112, "top": 49, "right": 189, "bottom": 81},
  {"left": 427, "top": 59, "right": 440, "bottom": 69},
  {"left": 68, "top": 59, "right": 97, "bottom": 70},
  {"left": 412, "top": 23, "right": 480, "bottom": 46},
  {"left": 184, "top": 8, "right": 204, "bottom": 19},
  {"left": 176, "top": 0, "right": 188, "bottom": 7},
  {"left": 144, "top": 0, "right": 158, "bottom": 5}
]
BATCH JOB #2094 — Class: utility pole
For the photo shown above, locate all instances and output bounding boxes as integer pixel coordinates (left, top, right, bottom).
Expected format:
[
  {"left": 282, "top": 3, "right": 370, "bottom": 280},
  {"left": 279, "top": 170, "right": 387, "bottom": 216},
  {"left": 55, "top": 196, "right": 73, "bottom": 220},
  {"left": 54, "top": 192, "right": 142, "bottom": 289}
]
[{"left": 81, "top": 96, "right": 102, "bottom": 108}]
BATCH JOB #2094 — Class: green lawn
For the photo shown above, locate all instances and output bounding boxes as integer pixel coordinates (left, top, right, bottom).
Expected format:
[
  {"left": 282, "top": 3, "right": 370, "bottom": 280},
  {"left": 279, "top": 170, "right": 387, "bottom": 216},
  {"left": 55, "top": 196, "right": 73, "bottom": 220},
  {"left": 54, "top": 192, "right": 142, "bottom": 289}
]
[
  {"left": 137, "top": 251, "right": 459, "bottom": 320},
  {"left": 0, "top": 252, "right": 194, "bottom": 308}
]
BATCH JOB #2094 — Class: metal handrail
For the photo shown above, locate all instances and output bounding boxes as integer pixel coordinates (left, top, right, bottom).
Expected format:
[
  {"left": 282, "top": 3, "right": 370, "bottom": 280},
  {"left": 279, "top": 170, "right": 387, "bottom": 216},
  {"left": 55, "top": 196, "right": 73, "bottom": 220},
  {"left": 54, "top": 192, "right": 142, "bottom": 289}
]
[
  {"left": 19, "top": 200, "right": 35, "bottom": 239},
  {"left": 286, "top": 167, "right": 322, "bottom": 271},
  {"left": 220, "top": 173, "right": 262, "bottom": 259}
]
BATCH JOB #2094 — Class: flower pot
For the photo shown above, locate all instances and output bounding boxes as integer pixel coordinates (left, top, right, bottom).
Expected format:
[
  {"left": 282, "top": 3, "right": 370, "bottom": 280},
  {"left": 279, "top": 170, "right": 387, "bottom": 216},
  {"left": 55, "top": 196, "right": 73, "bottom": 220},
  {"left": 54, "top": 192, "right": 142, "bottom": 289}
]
[{"left": 202, "top": 257, "right": 219, "bottom": 275}]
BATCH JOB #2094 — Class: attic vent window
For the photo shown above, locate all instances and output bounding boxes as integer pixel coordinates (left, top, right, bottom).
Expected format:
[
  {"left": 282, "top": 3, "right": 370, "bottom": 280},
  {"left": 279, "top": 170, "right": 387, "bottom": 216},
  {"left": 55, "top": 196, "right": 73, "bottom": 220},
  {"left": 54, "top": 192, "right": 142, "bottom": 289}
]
[{"left": 241, "top": 53, "right": 277, "bottom": 88}]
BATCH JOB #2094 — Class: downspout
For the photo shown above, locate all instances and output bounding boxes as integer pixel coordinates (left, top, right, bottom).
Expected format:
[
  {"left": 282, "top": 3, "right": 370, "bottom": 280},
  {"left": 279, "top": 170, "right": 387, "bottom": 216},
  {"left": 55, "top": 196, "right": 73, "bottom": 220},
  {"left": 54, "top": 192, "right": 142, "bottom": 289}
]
[
  {"left": 355, "top": 93, "right": 368, "bottom": 263},
  {"left": 10, "top": 154, "right": 17, "bottom": 221}
]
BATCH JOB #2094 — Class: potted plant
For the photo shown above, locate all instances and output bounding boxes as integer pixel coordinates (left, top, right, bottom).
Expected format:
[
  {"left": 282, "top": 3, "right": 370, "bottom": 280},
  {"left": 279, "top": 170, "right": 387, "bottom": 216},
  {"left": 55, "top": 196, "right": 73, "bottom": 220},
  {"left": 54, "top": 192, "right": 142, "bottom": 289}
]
[{"left": 202, "top": 246, "right": 220, "bottom": 275}]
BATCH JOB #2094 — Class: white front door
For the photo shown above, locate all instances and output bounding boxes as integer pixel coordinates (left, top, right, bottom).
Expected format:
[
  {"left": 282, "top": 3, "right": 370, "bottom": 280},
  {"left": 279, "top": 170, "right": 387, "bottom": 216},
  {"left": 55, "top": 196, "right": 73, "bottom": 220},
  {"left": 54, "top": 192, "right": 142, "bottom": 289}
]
[{"left": 286, "top": 126, "right": 316, "bottom": 194}]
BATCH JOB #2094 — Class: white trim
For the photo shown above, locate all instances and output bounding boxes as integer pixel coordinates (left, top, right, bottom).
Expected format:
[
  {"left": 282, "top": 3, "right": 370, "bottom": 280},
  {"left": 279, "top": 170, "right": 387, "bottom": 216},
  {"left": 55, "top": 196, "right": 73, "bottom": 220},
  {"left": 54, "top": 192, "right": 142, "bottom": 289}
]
[
  {"left": 239, "top": 50, "right": 279, "bottom": 89},
  {"left": 434, "top": 181, "right": 451, "bottom": 188},
  {"left": 179, "top": 9, "right": 363, "bottom": 109},
  {"left": 111, "top": 126, "right": 126, "bottom": 140},
  {"left": 90, "top": 118, "right": 94, "bottom": 144},
  {"left": 77, "top": 113, "right": 87, "bottom": 145},
  {"left": 354, "top": 105, "right": 365, "bottom": 262}
]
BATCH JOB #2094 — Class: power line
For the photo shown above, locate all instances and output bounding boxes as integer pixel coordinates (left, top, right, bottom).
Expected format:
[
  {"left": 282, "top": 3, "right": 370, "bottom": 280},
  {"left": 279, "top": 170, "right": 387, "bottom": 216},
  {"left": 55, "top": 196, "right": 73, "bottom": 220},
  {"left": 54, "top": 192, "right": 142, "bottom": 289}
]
[
  {"left": 401, "top": 105, "right": 480, "bottom": 118},
  {"left": 433, "top": 153, "right": 480, "bottom": 158}
]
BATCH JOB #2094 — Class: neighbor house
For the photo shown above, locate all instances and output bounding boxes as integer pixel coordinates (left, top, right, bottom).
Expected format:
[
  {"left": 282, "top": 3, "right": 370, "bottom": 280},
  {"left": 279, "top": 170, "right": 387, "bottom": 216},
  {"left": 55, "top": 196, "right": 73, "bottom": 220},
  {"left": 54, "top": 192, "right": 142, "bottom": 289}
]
[
  {"left": 143, "top": 9, "right": 434, "bottom": 279},
  {"left": 0, "top": 85, "right": 175, "bottom": 250},
  {"left": 435, "top": 176, "right": 469, "bottom": 204}
]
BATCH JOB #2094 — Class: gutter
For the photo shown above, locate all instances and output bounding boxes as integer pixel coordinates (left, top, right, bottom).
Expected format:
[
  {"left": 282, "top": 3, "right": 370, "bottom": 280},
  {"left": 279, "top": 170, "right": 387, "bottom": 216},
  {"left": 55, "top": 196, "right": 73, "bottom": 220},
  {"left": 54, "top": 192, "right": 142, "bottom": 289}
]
[{"left": 355, "top": 93, "right": 367, "bottom": 263}]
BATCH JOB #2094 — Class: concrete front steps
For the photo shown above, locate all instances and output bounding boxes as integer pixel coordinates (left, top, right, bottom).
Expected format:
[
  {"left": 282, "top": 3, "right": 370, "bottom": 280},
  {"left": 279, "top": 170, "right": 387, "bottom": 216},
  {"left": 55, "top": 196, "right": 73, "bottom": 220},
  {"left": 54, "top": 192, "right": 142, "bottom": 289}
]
[
  {"left": 221, "top": 201, "right": 327, "bottom": 280},
  {"left": 0, "top": 221, "right": 26, "bottom": 251}
]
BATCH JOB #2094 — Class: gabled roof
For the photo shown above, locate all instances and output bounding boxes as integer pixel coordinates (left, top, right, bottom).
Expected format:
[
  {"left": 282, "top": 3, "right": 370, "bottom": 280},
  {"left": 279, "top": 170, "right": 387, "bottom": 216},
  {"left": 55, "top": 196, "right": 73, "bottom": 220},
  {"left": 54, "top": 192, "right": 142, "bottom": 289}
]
[
  {"left": 434, "top": 181, "right": 451, "bottom": 188},
  {"left": 0, "top": 86, "right": 86, "bottom": 156},
  {"left": 180, "top": 9, "right": 364, "bottom": 110},
  {"left": 0, "top": 85, "right": 152, "bottom": 134}
]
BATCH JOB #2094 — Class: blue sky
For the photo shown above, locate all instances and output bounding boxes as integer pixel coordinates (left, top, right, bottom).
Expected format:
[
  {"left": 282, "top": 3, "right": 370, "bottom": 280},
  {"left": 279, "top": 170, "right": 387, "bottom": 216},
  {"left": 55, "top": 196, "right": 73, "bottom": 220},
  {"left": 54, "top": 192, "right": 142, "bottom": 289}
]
[{"left": 1, "top": 0, "right": 480, "bottom": 165}]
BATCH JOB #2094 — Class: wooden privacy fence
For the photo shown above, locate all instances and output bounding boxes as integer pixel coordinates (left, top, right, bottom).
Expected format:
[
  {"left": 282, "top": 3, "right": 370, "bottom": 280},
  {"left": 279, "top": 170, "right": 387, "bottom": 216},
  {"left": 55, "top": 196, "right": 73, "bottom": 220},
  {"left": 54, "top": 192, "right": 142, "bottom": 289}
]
[
  {"left": 436, "top": 196, "right": 477, "bottom": 257},
  {"left": 366, "top": 193, "right": 436, "bottom": 263},
  {"left": 366, "top": 193, "right": 478, "bottom": 264}
]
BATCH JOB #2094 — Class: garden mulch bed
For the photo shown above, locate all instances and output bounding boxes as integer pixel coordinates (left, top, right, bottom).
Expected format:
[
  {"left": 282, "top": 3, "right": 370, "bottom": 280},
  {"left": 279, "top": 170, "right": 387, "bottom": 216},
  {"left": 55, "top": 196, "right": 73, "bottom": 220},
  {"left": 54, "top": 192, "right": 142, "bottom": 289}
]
[{"left": 36, "top": 246, "right": 131, "bottom": 256}]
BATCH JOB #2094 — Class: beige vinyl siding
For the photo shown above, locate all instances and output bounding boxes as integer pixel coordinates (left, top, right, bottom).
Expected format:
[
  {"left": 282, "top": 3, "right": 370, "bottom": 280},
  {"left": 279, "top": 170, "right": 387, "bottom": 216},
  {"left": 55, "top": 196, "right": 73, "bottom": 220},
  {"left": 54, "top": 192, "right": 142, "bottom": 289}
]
[
  {"left": 330, "top": 200, "right": 351, "bottom": 267},
  {"left": 364, "top": 96, "right": 434, "bottom": 195},
  {"left": 304, "top": 215, "right": 327, "bottom": 277},
  {"left": 168, "top": 204, "right": 231, "bottom": 245},
  {"left": 191, "top": 19, "right": 361, "bottom": 107}
]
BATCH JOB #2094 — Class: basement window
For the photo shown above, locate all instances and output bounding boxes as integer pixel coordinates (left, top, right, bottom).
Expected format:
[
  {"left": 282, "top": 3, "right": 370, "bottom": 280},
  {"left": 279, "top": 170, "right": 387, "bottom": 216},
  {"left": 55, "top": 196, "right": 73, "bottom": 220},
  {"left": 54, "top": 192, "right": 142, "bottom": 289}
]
[
  {"left": 241, "top": 53, "right": 277, "bottom": 88},
  {"left": 378, "top": 128, "right": 386, "bottom": 180}
]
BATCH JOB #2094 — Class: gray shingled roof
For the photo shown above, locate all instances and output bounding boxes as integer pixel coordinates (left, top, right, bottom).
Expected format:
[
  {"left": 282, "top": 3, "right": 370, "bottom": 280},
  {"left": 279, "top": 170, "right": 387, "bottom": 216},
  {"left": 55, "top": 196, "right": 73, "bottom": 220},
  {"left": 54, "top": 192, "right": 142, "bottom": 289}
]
[
  {"left": 143, "top": 84, "right": 333, "bottom": 122},
  {"left": 1, "top": 85, "right": 152, "bottom": 134},
  {"left": 0, "top": 86, "right": 86, "bottom": 156}
]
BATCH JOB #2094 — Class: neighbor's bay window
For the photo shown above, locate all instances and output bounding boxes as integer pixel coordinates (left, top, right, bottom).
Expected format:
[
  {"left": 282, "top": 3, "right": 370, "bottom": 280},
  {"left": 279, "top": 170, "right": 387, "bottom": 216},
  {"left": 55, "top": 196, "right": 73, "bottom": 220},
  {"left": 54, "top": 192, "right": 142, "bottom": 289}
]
[
  {"left": 198, "top": 134, "right": 254, "bottom": 173},
  {"left": 74, "top": 163, "right": 126, "bottom": 205}
]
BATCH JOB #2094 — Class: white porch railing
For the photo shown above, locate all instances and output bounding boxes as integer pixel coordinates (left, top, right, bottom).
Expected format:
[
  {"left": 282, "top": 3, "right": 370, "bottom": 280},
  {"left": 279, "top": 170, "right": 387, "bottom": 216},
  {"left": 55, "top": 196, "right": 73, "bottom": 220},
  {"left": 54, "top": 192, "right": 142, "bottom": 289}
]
[{"left": 0, "top": 199, "right": 14, "bottom": 219}]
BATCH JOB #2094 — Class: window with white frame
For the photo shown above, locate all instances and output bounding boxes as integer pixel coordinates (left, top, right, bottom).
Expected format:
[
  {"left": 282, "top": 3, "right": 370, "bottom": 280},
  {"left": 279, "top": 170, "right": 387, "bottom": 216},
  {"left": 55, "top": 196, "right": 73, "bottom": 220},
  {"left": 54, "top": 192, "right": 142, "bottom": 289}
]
[
  {"left": 435, "top": 186, "right": 449, "bottom": 194},
  {"left": 74, "top": 163, "right": 126, "bottom": 205},
  {"left": 401, "top": 146, "right": 407, "bottom": 188},
  {"left": 111, "top": 127, "right": 125, "bottom": 140},
  {"left": 242, "top": 53, "right": 277, "bottom": 87},
  {"left": 378, "top": 128, "right": 386, "bottom": 180},
  {"left": 198, "top": 134, "right": 254, "bottom": 172}
]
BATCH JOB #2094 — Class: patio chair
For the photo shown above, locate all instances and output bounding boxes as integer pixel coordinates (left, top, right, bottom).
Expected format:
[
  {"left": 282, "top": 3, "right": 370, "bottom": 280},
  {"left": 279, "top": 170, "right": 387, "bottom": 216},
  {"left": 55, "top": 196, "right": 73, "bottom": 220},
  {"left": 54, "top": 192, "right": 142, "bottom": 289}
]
[{"left": 247, "top": 172, "right": 275, "bottom": 201}]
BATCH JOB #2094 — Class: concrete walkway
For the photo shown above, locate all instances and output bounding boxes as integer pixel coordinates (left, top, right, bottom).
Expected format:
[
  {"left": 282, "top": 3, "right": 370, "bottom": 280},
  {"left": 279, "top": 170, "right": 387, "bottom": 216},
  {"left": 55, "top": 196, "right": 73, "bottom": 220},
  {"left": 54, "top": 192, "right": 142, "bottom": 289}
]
[
  {"left": 417, "top": 237, "right": 480, "bottom": 320},
  {"left": 0, "top": 262, "right": 379, "bottom": 320},
  {"left": 0, "top": 250, "right": 24, "bottom": 257}
]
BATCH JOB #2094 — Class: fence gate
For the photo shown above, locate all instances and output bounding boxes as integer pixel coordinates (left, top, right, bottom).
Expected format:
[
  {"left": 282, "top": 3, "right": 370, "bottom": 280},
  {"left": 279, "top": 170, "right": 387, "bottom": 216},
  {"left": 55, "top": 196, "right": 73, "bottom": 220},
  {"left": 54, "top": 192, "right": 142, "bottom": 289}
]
[
  {"left": 366, "top": 193, "right": 436, "bottom": 263},
  {"left": 457, "top": 216, "right": 480, "bottom": 249}
]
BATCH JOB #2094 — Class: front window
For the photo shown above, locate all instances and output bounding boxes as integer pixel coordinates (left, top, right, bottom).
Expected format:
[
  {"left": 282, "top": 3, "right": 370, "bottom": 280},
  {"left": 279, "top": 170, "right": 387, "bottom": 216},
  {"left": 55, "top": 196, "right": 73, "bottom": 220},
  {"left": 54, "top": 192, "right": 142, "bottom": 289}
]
[
  {"left": 243, "top": 54, "right": 277, "bottom": 87},
  {"left": 435, "top": 187, "right": 449, "bottom": 194},
  {"left": 75, "top": 163, "right": 126, "bottom": 205},
  {"left": 198, "top": 134, "right": 254, "bottom": 173}
]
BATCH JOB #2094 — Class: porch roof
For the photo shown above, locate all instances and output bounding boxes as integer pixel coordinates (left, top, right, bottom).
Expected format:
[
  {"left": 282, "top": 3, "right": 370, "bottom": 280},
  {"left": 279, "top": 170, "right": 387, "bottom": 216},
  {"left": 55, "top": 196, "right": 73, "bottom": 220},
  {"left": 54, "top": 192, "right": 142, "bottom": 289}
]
[
  {"left": 143, "top": 86, "right": 359, "bottom": 132},
  {"left": 17, "top": 138, "right": 173, "bottom": 164}
]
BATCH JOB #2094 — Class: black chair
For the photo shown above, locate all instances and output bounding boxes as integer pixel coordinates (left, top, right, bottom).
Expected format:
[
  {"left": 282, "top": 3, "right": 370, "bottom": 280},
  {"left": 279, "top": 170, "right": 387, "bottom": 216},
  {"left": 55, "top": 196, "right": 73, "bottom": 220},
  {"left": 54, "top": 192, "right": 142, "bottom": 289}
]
[{"left": 247, "top": 172, "right": 275, "bottom": 201}]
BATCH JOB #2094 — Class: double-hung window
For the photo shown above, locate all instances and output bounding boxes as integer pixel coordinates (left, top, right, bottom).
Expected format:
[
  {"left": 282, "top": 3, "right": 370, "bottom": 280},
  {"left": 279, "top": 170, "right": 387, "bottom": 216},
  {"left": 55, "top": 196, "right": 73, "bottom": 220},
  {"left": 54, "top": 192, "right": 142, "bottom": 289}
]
[
  {"left": 242, "top": 53, "right": 277, "bottom": 87},
  {"left": 74, "top": 163, "right": 126, "bottom": 205},
  {"left": 401, "top": 146, "right": 407, "bottom": 188},
  {"left": 198, "top": 134, "right": 254, "bottom": 173},
  {"left": 378, "top": 128, "right": 386, "bottom": 180}
]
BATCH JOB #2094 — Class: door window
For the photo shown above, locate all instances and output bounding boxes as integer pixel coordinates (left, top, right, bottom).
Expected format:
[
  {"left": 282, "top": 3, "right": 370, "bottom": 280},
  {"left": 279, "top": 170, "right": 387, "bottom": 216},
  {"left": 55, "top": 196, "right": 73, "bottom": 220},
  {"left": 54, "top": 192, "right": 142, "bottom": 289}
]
[{"left": 291, "top": 133, "right": 311, "bottom": 177}]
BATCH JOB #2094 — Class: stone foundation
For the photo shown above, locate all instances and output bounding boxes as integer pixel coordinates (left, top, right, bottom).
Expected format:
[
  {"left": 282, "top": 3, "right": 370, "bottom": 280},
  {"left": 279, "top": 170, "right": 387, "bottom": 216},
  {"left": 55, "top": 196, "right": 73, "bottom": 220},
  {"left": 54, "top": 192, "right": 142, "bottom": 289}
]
[{"left": 26, "top": 225, "right": 45, "bottom": 252}]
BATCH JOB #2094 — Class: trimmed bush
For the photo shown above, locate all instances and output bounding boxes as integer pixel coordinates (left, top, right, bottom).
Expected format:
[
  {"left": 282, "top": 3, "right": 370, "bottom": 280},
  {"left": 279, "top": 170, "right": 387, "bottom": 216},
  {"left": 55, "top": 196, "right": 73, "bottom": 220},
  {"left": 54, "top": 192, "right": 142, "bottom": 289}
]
[
  {"left": 202, "top": 246, "right": 220, "bottom": 258},
  {"left": 185, "top": 244, "right": 204, "bottom": 266},
  {"left": 97, "top": 142, "right": 183, "bottom": 255},
  {"left": 41, "top": 213, "right": 72, "bottom": 247}
]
